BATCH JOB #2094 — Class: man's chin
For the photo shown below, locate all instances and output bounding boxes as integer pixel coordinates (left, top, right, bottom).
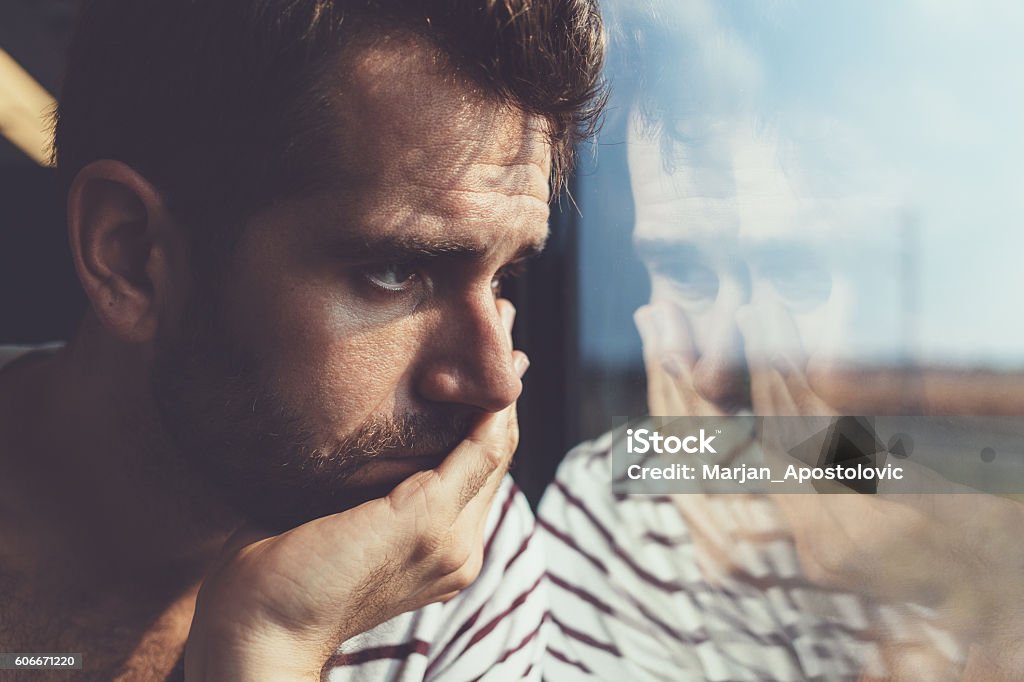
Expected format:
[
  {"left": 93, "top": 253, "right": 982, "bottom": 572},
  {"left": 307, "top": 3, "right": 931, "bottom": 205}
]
[{"left": 247, "top": 452, "right": 451, "bottom": 531}]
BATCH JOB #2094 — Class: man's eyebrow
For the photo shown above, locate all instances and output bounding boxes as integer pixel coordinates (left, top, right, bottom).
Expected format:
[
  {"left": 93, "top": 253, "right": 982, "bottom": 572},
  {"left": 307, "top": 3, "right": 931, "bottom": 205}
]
[
  {"left": 322, "top": 233, "right": 548, "bottom": 263},
  {"left": 633, "top": 238, "right": 705, "bottom": 265},
  {"left": 633, "top": 236, "right": 825, "bottom": 265}
]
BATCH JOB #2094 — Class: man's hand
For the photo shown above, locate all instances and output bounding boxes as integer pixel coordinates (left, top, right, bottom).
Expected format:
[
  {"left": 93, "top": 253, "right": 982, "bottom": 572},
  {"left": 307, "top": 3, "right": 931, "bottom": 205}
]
[{"left": 184, "top": 300, "right": 528, "bottom": 681}]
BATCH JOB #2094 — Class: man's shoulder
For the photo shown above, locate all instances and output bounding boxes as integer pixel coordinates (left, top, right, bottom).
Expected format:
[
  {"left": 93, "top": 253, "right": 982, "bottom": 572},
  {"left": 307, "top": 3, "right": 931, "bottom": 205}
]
[
  {"left": 482, "top": 474, "right": 536, "bottom": 560},
  {"left": 540, "top": 429, "right": 616, "bottom": 506},
  {"left": 0, "top": 343, "right": 64, "bottom": 438},
  {"left": 0, "top": 342, "right": 64, "bottom": 374},
  {"left": 538, "top": 425, "right": 682, "bottom": 547},
  {"left": 538, "top": 426, "right": 665, "bottom": 524}
]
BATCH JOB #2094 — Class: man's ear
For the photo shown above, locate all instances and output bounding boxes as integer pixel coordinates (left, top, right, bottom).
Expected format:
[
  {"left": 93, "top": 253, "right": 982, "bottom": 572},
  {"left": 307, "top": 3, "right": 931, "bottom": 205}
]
[{"left": 67, "top": 160, "right": 182, "bottom": 343}]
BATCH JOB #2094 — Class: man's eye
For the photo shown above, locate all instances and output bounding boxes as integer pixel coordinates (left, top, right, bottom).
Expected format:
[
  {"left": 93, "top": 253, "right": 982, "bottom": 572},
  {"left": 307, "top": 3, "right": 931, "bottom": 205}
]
[
  {"left": 491, "top": 261, "right": 528, "bottom": 298},
  {"left": 654, "top": 262, "right": 719, "bottom": 302},
  {"left": 362, "top": 263, "right": 421, "bottom": 292},
  {"left": 763, "top": 263, "right": 833, "bottom": 310}
]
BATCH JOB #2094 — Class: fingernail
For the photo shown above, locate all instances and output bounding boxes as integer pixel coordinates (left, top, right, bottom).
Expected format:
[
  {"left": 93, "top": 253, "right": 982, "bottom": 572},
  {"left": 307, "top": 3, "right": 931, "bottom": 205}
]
[
  {"left": 634, "top": 305, "right": 655, "bottom": 342},
  {"left": 635, "top": 303, "right": 683, "bottom": 353},
  {"left": 501, "top": 303, "right": 516, "bottom": 333},
  {"left": 514, "top": 354, "right": 530, "bottom": 377}
]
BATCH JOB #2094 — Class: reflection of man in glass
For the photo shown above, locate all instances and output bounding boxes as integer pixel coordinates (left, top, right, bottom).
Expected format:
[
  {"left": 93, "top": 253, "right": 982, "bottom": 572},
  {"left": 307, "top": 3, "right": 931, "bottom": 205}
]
[
  {"left": 629, "top": 115, "right": 840, "bottom": 419},
  {"left": 540, "top": 1, "right": 1024, "bottom": 679}
]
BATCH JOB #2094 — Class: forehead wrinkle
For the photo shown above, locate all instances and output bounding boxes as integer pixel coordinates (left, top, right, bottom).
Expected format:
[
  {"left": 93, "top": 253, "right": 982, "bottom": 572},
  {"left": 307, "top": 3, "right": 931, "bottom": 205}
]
[
  {"left": 442, "top": 154, "right": 549, "bottom": 193},
  {"left": 401, "top": 200, "right": 550, "bottom": 262},
  {"left": 401, "top": 160, "right": 551, "bottom": 216},
  {"left": 390, "top": 115, "right": 551, "bottom": 197},
  {"left": 304, "top": 33, "right": 552, "bottom": 265},
  {"left": 326, "top": 189, "right": 549, "bottom": 263}
]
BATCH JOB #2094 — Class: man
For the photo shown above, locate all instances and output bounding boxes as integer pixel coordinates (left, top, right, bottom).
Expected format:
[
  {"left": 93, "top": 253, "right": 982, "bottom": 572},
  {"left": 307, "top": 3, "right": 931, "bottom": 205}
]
[
  {"left": 0, "top": 0, "right": 605, "bottom": 679},
  {"left": 541, "top": 1, "right": 1024, "bottom": 679}
]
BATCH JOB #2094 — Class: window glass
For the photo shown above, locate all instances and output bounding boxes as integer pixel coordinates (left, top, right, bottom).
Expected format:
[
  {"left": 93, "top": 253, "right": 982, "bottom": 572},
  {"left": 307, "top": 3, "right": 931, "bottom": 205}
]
[
  {"left": 575, "top": 0, "right": 1024, "bottom": 428},
  {"left": 541, "top": 3, "right": 1024, "bottom": 679}
]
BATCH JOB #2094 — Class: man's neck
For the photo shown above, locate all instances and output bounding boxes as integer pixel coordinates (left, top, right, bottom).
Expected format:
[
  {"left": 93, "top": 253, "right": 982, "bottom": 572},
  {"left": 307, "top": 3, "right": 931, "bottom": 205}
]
[{"left": 0, "top": 319, "right": 241, "bottom": 600}]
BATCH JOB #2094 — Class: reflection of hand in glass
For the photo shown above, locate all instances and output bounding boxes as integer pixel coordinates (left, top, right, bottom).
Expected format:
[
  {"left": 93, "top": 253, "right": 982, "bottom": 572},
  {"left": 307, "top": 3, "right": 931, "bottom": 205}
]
[
  {"left": 634, "top": 300, "right": 729, "bottom": 417},
  {"left": 737, "top": 298, "right": 1024, "bottom": 679},
  {"left": 736, "top": 297, "right": 833, "bottom": 417}
]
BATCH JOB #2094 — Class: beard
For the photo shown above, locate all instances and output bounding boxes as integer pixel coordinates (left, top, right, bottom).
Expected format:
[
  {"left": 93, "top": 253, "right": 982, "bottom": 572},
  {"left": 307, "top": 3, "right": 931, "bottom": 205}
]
[{"left": 150, "top": 280, "right": 474, "bottom": 532}]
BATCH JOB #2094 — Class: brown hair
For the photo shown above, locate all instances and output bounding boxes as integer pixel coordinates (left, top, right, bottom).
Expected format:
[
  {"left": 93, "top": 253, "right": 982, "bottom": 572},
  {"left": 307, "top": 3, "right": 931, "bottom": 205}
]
[{"left": 52, "top": 0, "right": 606, "bottom": 237}]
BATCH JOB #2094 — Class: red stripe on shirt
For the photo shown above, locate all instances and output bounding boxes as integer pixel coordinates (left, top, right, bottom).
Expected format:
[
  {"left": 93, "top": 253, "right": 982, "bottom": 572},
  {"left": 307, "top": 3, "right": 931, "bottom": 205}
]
[
  {"left": 502, "top": 529, "right": 534, "bottom": 572},
  {"left": 549, "top": 613, "right": 622, "bottom": 657},
  {"left": 325, "top": 639, "right": 431, "bottom": 667},
  {"left": 546, "top": 646, "right": 593, "bottom": 674},
  {"left": 466, "top": 613, "right": 549, "bottom": 682},
  {"left": 537, "top": 517, "right": 610, "bottom": 575},
  {"left": 546, "top": 572, "right": 614, "bottom": 616},
  {"left": 424, "top": 598, "right": 488, "bottom": 677},
  {"left": 456, "top": 574, "right": 545, "bottom": 659}
]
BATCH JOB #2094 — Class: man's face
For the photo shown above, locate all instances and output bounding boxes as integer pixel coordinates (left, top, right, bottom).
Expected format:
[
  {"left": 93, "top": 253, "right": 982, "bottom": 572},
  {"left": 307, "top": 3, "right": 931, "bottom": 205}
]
[
  {"left": 152, "top": 39, "right": 551, "bottom": 530},
  {"left": 628, "top": 115, "right": 845, "bottom": 414}
]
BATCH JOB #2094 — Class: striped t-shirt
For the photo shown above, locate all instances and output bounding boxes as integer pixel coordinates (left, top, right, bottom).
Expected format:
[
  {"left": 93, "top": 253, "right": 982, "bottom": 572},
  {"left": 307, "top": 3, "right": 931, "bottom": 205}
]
[
  {"left": 0, "top": 345, "right": 548, "bottom": 681},
  {"left": 538, "top": 430, "right": 963, "bottom": 681}
]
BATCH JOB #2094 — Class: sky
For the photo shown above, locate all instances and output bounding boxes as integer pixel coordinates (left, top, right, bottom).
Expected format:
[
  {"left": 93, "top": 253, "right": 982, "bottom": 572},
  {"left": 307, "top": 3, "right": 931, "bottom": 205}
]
[{"left": 579, "top": 0, "right": 1024, "bottom": 369}]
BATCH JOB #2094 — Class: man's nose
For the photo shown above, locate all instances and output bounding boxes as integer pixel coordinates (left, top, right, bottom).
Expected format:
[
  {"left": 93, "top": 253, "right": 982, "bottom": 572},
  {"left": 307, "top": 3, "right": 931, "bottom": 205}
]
[
  {"left": 415, "top": 294, "right": 522, "bottom": 413},
  {"left": 692, "top": 275, "right": 751, "bottom": 412}
]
